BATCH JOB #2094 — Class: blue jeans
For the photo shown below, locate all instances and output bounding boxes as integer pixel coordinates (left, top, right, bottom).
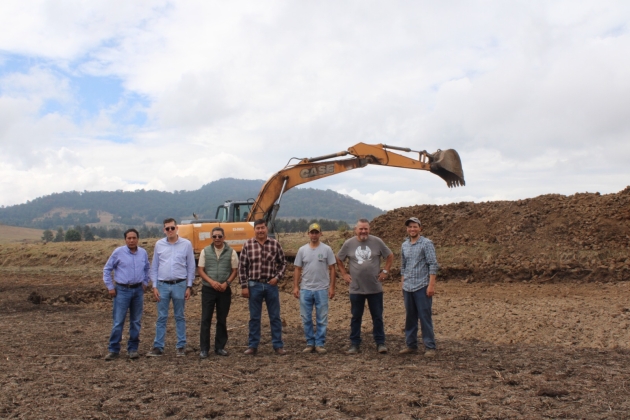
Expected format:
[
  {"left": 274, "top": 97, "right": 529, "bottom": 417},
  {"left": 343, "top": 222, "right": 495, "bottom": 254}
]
[
  {"left": 108, "top": 284, "right": 144, "bottom": 353},
  {"left": 403, "top": 287, "right": 435, "bottom": 349},
  {"left": 349, "top": 292, "right": 385, "bottom": 346},
  {"left": 299, "top": 289, "right": 329, "bottom": 347},
  {"left": 153, "top": 281, "right": 187, "bottom": 350},
  {"left": 248, "top": 281, "right": 283, "bottom": 349}
]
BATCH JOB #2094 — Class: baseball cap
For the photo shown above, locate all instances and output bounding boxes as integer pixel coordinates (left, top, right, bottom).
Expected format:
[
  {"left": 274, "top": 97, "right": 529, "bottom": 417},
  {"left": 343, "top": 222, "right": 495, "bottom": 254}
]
[
  {"left": 308, "top": 223, "right": 321, "bottom": 232},
  {"left": 405, "top": 217, "right": 422, "bottom": 226}
]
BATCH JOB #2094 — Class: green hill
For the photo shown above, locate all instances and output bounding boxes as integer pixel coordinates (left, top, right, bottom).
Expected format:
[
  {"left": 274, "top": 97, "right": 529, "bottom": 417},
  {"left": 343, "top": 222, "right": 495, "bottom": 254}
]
[{"left": 0, "top": 178, "right": 383, "bottom": 228}]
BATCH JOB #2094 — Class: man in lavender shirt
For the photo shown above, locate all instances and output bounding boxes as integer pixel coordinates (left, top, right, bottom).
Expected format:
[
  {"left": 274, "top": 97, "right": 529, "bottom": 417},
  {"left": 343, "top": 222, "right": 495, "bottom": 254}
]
[
  {"left": 103, "top": 228, "right": 150, "bottom": 361},
  {"left": 147, "top": 218, "right": 196, "bottom": 357}
]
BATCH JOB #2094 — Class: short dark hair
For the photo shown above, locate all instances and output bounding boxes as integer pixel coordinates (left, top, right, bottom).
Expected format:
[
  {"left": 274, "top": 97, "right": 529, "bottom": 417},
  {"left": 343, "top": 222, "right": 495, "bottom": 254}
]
[
  {"left": 163, "top": 218, "right": 177, "bottom": 226},
  {"left": 124, "top": 228, "right": 139, "bottom": 239},
  {"left": 253, "top": 219, "right": 266, "bottom": 227},
  {"left": 357, "top": 218, "right": 370, "bottom": 225},
  {"left": 212, "top": 227, "right": 225, "bottom": 236}
]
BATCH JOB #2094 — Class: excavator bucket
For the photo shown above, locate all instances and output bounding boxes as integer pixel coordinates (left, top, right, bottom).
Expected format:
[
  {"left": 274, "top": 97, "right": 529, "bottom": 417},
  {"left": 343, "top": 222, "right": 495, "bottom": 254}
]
[{"left": 429, "top": 149, "right": 465, "bottom": 188}]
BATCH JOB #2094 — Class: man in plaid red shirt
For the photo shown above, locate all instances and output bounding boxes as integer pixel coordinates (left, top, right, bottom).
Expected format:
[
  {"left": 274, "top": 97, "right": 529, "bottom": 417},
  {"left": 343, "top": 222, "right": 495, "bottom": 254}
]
[{"left": 239, "top": 219, "right": 287, "bottom": 355}]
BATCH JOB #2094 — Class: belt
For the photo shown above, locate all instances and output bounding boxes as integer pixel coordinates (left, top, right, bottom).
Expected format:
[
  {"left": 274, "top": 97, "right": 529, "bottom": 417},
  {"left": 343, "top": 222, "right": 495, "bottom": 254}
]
[
  {"left": 250, "top": 278, "right": 272, "bottom": 283},
  {"left": 117, "top": 283, "right": 143, "bottom": 289},
  {"left": 160, "top": 279, "right": 186, "bottom": 285}
]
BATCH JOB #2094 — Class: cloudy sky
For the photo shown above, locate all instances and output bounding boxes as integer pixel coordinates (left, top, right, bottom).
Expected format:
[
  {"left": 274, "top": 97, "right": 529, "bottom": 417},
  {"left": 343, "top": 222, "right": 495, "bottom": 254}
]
[{"left": 1, "top": 1, "right": 629, "bottom": 211}]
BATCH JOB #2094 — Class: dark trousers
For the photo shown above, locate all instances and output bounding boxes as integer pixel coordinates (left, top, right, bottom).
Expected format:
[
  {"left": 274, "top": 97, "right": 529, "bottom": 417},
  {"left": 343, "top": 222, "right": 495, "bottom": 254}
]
[
  {"left": 349, "top": 292, "right": 385, "bottom": 346},
  {"left": 403, "top": 287, "right": 435, "bottom": 349},
  {"left": 200, "top": 284, "right": 232, "bottom": 352}
]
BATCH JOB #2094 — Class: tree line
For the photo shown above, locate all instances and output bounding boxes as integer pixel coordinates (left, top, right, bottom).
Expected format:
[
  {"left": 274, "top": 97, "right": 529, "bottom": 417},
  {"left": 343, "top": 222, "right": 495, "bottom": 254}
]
[
  {"left": 41, "top": 218, "right": 349, "bottom": 242},
  {"left": 273, "top": 218, "right": 349, "bottom": 233},
  {"left": 41, "top": 225, "right": 165, "bottom": 242}
]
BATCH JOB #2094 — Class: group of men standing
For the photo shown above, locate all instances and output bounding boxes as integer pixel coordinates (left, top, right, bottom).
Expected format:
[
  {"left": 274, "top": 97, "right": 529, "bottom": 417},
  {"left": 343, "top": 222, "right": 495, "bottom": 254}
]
[{"left": 102, "top": 216, "right": 439, "bottom": 359}]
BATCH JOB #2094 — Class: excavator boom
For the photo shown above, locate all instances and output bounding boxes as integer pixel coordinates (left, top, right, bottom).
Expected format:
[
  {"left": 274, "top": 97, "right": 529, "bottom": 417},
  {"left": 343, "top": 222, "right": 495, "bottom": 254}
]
[
  {"left": 248, "top": 142, "right": 465, "bottom": 222},
  {"left": 179, "top": 142, "right": 464, "bottom": 255}
]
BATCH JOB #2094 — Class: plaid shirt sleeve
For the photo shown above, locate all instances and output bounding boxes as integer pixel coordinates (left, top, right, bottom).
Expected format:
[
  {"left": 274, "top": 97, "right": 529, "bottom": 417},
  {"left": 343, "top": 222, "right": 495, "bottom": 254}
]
[{"left": 238, "top": 239, "right": 252, "bottom": 288}]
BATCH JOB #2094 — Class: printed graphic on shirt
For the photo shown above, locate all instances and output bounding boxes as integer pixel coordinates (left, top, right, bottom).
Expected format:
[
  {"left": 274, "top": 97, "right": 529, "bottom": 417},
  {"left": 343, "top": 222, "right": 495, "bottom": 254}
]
[{"left": 355, "top": 246, "right": 372, "bottom": 265}]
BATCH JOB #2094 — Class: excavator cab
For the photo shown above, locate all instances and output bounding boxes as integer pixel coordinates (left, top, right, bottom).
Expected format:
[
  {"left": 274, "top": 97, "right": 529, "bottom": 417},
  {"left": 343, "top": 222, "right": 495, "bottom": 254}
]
[{"left": 215, "top": 201, "right": 254, "bottom": 223}]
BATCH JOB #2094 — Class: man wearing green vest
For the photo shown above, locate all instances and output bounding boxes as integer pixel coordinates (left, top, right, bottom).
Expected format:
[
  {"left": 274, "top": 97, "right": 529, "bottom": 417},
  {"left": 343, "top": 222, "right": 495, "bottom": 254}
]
[{"left": 197, "top": 227, "right": 238, "bottom": 358}]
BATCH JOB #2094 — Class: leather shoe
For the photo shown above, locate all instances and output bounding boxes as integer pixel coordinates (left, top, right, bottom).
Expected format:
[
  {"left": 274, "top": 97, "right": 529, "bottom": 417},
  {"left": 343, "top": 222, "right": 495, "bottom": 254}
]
[
  {"left": 274, "top": 347, "right": 287, "bottom": 355},
  {"left": 244, "top": 347, "right": 257, "bottom": 355},
  {"left": 215, "top": 349, "right": 229, "bottom": 357}
]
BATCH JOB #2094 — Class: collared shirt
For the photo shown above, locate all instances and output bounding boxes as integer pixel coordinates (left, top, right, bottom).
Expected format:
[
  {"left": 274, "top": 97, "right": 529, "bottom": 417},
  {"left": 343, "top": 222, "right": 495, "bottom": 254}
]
[
  {"left": 401, "top": 236, "right": 439, "bottom": 292},
  {"left": 150, "top": 237, "right": 196, "bottom": 287},
  {"left": 238, "top": 236, "right": 286, "bottom": 288},
  {"left": 103, "top": 246, "right": 150, "bottom": 290}
]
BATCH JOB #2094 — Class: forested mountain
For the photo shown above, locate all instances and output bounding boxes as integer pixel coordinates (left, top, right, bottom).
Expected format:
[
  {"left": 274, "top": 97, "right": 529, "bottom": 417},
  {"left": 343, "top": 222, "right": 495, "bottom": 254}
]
[{"left": 0, "top": 178, "right": 383, "bottom": 228}]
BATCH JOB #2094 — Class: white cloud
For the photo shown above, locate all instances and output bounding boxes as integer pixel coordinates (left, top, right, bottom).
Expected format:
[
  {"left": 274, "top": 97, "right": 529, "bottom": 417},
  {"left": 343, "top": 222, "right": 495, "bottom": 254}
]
[{"left": 0, "top": 1, "right": 630, "bottom": 208}]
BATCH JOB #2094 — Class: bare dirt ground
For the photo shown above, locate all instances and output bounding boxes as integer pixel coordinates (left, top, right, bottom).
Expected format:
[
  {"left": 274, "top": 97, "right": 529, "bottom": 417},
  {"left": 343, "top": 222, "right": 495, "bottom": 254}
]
[
  {"left": 1, "top": 267, "right": 630, "bottom": 419},
  {"left": 1, "top": 188, "right": 630, "bottom": 419}
]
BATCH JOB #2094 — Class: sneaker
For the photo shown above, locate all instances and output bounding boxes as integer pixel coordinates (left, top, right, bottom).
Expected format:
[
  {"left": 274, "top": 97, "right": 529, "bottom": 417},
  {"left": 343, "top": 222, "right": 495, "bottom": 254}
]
[
  {"left": 398, "top": 347, "right": 418, "bottom": 355},
  {"left": 345, "top": 345, "right": 359, "bottom": 355},
  {"left": 424, "top": 348, "right": 437, "bottom": 358},
  {"left": 302, "top": 345, "right": 315, "bottom": 353},
  {"left": 176, "top": 347, "right": 186, "bottom": 357},
  {"left": 104, "top": 352, "right": 119, "bottom": 361},
  {"left": 199, "top": 350, "right": 209, "bottom": 359},
  {"left": 146, "top": 348, "right": 163, "bottom": 357},
  {"left": 377, "top": 344, "right": 388, "bottom": 354},
  {"left": 128, "top": 351, "right": 139, "bottom": 360},
  {"left": 314, "top": 346, "right": 327, "bottom": 354},
  {"left": 215, "top": 349, "right": 229, "bottom": 357}
]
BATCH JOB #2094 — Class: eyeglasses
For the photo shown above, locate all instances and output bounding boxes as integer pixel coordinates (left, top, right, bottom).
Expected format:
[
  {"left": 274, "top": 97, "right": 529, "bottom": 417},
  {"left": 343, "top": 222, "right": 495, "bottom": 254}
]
[
  {"left": 212, "top": 235, "right": 223, "bottom": 239},
  {"left": 164, "top": 226, "right": 176, "bottom": 231}
]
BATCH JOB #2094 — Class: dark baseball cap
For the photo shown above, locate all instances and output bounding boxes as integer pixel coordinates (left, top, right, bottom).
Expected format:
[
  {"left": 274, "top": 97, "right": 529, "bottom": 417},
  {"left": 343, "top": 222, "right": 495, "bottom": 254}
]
[{"left": 405, "top": 217, "right": 422, "bottom": 226}]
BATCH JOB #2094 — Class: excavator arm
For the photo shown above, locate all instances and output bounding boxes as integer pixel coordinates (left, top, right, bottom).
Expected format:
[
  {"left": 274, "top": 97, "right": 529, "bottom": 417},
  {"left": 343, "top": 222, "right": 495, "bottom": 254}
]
[{"left": 247, "top": 142, "right": 465, "bottom": 223}]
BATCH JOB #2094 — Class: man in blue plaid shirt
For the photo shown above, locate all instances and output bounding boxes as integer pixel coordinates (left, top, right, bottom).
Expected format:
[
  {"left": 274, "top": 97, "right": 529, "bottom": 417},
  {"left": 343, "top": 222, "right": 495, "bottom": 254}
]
[{"left": 399, "top": 217, "right": 439, "bottom": 358}]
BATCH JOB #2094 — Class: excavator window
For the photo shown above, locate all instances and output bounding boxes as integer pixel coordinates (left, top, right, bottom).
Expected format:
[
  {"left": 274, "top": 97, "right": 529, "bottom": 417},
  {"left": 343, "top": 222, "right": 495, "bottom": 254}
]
[{"left": 216, "top": 206, "right": 228, "bottom": 222}]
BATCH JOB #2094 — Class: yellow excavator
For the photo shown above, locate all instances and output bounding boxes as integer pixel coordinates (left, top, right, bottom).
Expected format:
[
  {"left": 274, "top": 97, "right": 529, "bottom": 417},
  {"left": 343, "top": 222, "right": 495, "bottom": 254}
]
[{"left": 178, "top": 143, "right": 465, "bottom": 255}]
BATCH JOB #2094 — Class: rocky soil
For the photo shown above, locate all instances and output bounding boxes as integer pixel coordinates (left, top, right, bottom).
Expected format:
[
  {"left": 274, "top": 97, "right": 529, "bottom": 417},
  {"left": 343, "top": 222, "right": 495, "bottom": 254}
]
[
  {"left": 372, "top": 187, "right": 630, "bottom": 284},
  {"left": 1, "top": 188, "right": 630, "bottom": 418}
]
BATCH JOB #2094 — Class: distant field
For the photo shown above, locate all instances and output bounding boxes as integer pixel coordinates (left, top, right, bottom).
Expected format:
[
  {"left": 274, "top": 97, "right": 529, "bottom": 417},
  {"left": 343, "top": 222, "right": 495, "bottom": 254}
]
[{"left": 0, "top": 225, "right": 44, "bottom": 243}]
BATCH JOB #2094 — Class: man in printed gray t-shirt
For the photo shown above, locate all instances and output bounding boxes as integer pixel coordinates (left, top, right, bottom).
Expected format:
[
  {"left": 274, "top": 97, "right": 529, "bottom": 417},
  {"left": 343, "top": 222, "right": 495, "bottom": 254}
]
[
  {"left": 336, "top": 218, "right": 393, "bottom": 355},
  {"left": 293, "top": 223, "right": 337, "bottom": 354}
]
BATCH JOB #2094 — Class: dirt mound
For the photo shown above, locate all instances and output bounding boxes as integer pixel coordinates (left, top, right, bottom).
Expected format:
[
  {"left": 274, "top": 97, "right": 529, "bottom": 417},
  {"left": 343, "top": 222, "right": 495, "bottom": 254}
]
[{"left": 371, "top": 187, "right": 630, "bottom": 283}]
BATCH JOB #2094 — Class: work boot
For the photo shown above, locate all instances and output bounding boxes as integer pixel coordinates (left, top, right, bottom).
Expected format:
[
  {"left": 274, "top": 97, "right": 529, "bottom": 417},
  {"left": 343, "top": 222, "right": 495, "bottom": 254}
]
[
  {"left": 302, "top": 345, "right": 315, "bottom": 353},
  {"left": 128, "top": 351, "right": 139, "bottom": 360},
  {"left": 146, "top": 348, "right": 163, "bottom": 357},
  {"left": 424, "top": 349, "right": 437, "bottom": 358},
  {"left": 199, "top": 350, "right": 209, "bottom": 359},
  {"left": 105, "top": 352, "right": 119, "bottom": 361},
  {"left": 377, "top": 344, "right": 388, "bottom": 354},
  {"left": 398, "top": 347, "right": 418, "bottom": 355},
  {"left": 345, "top": 345, "right": 359, "bottom": 355},
  {"left": 315, "top": 346, "right": 327, "bottom": 354}
]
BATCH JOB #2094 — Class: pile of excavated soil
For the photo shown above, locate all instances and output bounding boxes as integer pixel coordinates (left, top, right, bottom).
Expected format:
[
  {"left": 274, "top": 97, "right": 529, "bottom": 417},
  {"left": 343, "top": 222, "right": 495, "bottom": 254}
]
[{"left": 371, "top": 187, "right": 630, "bottom": 283}]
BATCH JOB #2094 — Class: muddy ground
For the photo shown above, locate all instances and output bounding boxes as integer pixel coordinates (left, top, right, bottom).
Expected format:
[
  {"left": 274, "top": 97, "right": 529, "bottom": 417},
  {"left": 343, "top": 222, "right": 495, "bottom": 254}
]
[
  {"left": 2, "top": 188, "right": 630, "bottom": 419},
  {"left": 1, "top": 265, "right": 629, "bottom": 419}
]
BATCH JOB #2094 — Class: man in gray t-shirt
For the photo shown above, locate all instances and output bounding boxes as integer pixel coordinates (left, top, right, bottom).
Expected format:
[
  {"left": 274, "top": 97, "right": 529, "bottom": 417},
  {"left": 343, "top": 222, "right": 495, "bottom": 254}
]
[
  {"left": 336, "top": 219, "right": 393, "bottom": 354},
  {"left": 293, "top": 223, "right": 337, "bottom": 354}
]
